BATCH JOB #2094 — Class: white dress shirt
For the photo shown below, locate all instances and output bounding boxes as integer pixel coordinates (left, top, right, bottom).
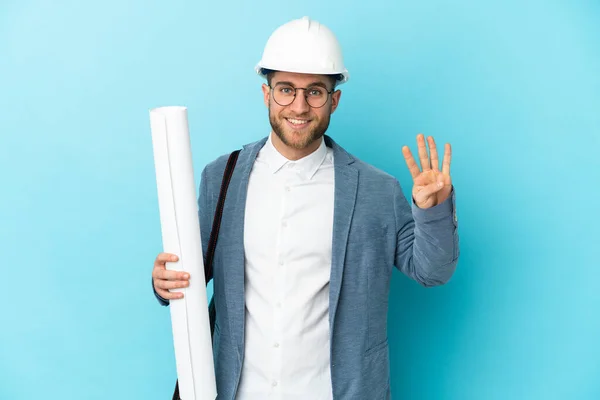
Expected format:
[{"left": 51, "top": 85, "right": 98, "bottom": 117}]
[{"left": 237, "top": 133, "right": 335, "bottom": 400}]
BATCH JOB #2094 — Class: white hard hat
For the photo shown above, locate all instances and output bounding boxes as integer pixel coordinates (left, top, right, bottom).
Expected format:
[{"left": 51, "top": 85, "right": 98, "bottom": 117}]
[{"left": 255, "top": 16, "right": 349, "bottom": 85}]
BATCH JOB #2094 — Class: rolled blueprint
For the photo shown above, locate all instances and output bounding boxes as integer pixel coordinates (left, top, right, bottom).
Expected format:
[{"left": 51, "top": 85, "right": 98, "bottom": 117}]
[{"left": 149, "top": 106, "right": 217, "bottom": 400}]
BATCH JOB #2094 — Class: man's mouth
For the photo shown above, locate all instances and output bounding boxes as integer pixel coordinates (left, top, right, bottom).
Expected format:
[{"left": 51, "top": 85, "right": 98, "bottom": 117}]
[{"left": 285, "top": 118, "right": 311, "bottom": 129}]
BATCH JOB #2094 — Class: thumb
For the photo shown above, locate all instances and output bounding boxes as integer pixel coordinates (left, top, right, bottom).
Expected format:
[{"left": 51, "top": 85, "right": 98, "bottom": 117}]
[{"left": 414, "top": 179, "right": 444, "bottom": 205}]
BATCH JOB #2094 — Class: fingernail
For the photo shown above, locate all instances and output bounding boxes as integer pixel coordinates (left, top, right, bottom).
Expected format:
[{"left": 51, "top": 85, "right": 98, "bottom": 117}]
[
  {"left": 172, "top": 256, "right": 178, "bottom": 261},
  {"left": 438, "top": 181, "right": 443, "bottom": 187},
  {"left": 184, "top": 274, "right": 189, "bottom": 279}
]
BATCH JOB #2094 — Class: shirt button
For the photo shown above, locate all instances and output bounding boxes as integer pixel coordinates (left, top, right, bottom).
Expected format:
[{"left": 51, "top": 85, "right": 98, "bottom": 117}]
[
  {"left": 276, "top": 302, "right": 282, "bottom": 308},
  {"left": 272, "top": 381, "right": 278, "bottom": 387},
  {"left": 274, "top": 342, "right": 280, "bottom": 348},
  {"left": 282, "top": 221, "right": 287, "bottom": 228},
  {"left": 285, "top": 186, "right": 291, "bottom": 192}
]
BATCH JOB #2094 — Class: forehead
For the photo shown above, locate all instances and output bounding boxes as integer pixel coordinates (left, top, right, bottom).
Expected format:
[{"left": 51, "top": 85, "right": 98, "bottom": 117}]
[{"left": 271, "top": 71, "right": 332, "bottom": 86}]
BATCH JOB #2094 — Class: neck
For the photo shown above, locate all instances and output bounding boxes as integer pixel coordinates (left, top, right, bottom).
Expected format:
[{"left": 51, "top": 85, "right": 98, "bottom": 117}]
[{"left": 270, "top": 132, "right": 322, "bottom": 161}]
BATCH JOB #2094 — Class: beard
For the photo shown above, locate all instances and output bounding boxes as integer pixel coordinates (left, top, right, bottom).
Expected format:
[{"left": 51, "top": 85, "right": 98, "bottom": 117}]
[{"left": 269, "top": 105, "right": 331, "bottom": 150}]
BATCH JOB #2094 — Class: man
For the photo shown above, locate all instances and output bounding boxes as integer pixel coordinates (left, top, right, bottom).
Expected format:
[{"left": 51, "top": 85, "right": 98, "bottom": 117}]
[{"left": 152, "top": 16, "right": 459, "bottom": 400}]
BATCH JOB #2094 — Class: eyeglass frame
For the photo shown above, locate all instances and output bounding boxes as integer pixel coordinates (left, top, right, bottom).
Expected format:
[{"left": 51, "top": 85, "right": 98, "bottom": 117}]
[{"left": 268, "top": 82, "right": 336, "bottom": 109}]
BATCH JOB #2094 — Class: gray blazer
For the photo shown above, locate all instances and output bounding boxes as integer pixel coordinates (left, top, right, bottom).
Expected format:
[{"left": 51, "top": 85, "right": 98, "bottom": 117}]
[{"left": 156, "top": 135, "right": 459, "bottom": 399}]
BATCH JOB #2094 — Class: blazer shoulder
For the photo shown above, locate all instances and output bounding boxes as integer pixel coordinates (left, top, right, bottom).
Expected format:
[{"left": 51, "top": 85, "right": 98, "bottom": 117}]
[
  {"left": 350, "top": 155, "right": 399, "bottom": 186},
  {"left": 202, "top": 137, "right": 265, "bottom": 181},
  {"left": 204, "top": 152, "right": 231, "bottom": 176}
]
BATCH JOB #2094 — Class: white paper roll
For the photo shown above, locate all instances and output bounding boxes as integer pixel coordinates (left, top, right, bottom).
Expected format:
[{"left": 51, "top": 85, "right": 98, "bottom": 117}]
[{"left": 149, "top": 106, "right": 217, "bottom": 400}]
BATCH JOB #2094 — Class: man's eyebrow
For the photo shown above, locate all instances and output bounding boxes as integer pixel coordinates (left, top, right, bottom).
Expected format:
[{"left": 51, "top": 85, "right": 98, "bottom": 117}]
[
  {"left": 307, "top": 81, "right": 329, "bottom": 89},
  {"left": 274, "top": 81, "right": 331, "bottom": 90},
  {"left": 273, "top": 81, "right": 295, "bottom": 87}
]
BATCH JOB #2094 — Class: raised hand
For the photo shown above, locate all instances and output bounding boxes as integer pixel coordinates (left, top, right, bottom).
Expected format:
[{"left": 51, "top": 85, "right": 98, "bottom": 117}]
[{"left": 402, "top": 134, "right": 452, "bottom": 209}]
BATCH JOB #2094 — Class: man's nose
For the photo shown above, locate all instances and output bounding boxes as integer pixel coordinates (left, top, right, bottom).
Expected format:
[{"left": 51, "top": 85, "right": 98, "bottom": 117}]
[{"left": 288, "top": 90, "right": 311, "bottom": 114}]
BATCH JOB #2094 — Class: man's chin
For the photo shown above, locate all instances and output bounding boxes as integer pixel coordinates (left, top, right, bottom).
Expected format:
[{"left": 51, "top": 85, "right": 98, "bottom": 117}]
[{"left": 280, "top": 129, "right": 316, "bottom": 149}]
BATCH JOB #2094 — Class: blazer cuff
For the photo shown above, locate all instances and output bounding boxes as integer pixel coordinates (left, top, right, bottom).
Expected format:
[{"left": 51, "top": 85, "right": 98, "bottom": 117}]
[
  {"left": 411, "top": 186, "right": 457, "bottom": 225},
  {"left": 152, "top": 277, "right": 170, "bottom": 306}
]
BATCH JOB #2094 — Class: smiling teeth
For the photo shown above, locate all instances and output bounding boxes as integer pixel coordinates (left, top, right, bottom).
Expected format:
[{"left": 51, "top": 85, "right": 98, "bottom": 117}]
[{"left": 288, "top": 118, "right": 308, "bottom": 125}]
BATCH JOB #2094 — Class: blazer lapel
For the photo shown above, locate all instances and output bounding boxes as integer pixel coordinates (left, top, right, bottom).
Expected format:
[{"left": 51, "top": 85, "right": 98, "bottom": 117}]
[
  {"left": 325, "top": 136, "right": 358, "bottom": 337},
  {"left": 222, "top": 137, "right": 267, "bottom": 359}
]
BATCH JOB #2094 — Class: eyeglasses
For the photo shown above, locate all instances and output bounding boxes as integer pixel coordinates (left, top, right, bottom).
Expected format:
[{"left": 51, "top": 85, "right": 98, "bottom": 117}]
[{"left": 270, "top": 82, "right": 334, "bottom": 108}]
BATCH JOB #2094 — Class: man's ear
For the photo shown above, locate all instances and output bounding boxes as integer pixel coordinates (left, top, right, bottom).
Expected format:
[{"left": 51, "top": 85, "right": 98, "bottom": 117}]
[
  {"left": 262, "top": 83, "right": 270, "bottom": 108},
  {"left": 330, "top": 90, "right": 342, "bottom": 114}
]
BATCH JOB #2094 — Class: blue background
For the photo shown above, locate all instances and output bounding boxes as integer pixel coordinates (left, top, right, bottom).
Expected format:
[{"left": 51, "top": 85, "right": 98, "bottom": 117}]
[{"left": 1, "top": 0, "right": 599, "bottom": 399}]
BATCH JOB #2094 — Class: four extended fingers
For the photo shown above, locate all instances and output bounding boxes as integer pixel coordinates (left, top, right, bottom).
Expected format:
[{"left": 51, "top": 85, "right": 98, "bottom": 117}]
[{"left": 404, "top": 134, "right": 452, "bottom": 178}]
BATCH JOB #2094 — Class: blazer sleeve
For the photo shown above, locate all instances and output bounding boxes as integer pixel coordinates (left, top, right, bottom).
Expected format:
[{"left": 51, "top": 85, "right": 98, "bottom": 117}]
[
  {"left": 393, "top": 179, "right": 459, "bottom": 286},
  {"left": 153, "top": 166, "right": 213, "bottom": 305}
]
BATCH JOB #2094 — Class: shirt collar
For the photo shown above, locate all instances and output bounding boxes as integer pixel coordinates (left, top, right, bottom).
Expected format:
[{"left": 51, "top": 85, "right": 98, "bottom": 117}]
[{"left": 262, "top": 132, "right": 328, "bottom": 180}]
